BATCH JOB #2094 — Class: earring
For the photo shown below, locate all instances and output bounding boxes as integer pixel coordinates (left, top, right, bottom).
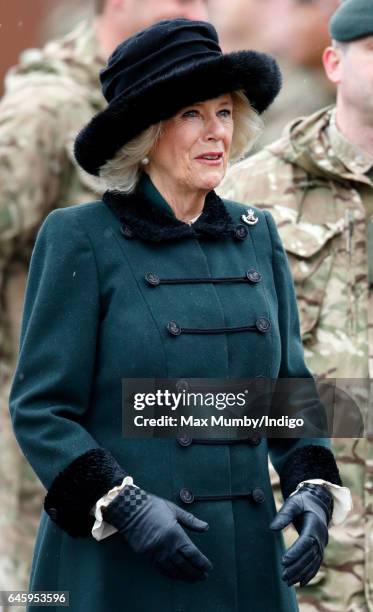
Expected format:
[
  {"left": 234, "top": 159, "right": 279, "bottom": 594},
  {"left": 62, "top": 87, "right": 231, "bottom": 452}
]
[{"left": 141, "top": 157, "right": 149, "bottom": 165}]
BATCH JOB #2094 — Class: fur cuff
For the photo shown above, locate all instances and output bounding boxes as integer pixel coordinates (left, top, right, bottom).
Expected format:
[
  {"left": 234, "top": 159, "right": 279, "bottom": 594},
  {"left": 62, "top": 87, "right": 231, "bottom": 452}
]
[
  {"left": 44, "top": 448, "right": 128, "bottom": 538},
  {"left": 280, "top": 444, "right": 342, "bottom": 500}
]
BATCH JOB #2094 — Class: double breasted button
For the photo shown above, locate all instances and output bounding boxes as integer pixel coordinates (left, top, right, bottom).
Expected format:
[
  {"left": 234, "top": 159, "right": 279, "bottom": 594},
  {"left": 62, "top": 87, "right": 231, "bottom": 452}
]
[
  {"left": 252, "top": 488, "right": 265, "bottom": 504},
  {"left": 176, "top": 379, "right": 189, "bottom": 392},
  {"left": 144, "top": 272, "right": 160, "bottom": 286},
  {"left": 246, "top": 269, "right": 262, "bottom": 283},
  {"left": 179, "top": 488, "right": 194, "bottom": 504},
  {"left": 256, "top": 317, "right": 271, "bottom": 333},
  {"left": 120, "top": 225, "right": 133, "bottom": 238},
  {"left": 167, "top": 321, "right": 181, "bottom": 336},
  {"left": 176, "top": 435, "right": 192, "bottom": 447},
  {"left": 248, "top": 436, "right": 261, "bottom": 447},
  {"left": 48, "top": 508, "right": 58, "bottom": 521},
  {"left": 234, "top": 224, "right": 248, "bottom": 240}
]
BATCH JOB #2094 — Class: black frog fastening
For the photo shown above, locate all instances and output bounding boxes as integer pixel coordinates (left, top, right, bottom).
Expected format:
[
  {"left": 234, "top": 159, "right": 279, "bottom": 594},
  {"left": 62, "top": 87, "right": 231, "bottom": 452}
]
[
  {"left": 166, "top": 318, "right": 271, "bottom": 336},
  {"left": 144, "top": 269, "right": 262, "bottom": 287}
]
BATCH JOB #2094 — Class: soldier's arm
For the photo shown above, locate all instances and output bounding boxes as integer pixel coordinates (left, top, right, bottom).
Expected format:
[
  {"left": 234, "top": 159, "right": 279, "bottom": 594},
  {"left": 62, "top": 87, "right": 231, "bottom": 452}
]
[
  {"left": 0, "top": 76, "right": 92, "bottom": 243},
  {"left": 263, "top": 208, "right": 342, "bottom": 496},
  {"left": 220, "top": 151, "right": 318, "bottom": 344}
]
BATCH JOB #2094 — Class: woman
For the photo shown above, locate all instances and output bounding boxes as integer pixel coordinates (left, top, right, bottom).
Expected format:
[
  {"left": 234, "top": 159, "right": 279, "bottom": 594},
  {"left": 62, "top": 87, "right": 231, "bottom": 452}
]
[{"left": 9, "top": 18, "right": 349, "bottom": 612}]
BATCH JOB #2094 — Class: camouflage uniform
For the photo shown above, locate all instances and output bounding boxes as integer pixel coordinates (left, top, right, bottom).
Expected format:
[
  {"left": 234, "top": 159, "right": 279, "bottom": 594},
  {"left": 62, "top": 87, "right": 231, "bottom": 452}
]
[
  {"left": 219, "top": 105, "right": 373, "bottom": 611},
  {"left": 0, "top": 19, "right": 106, "bottom": 599}
]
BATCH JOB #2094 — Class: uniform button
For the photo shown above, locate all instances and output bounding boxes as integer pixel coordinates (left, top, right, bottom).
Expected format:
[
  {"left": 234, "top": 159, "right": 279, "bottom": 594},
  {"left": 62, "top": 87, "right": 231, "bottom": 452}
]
[
  {"left": 234, "top": 224, "right": 248, "bottom": 240},
  {"left": 176, "top": 435, "right": 192, "bottom": 447},
  {"left": 256, "top": 317, "right": 271, "bottom": 333},
  {"left": 248, "top": 436, "right": 261, "bottom": 446},
  {"left": 167, "top": 321, "right": 181, "bottom": 336},
  {"left": 48, "top": 508, "right": 58, "bottom": 521},
  {"left": 179, "top": 488, "right": 194, "bottom": 504},
  {"left": 246, "top": 269, "right": 262, "bottom": 283},
  {"left": 144, "top": 272, "right": 160, "bottom": 286},
  {"left": 120, "top": 225, "right": 133, "bottom": 238},
  {"left": 176, "top": 379, "right": 189, "bottom": 392},
  {"left": 252, "top": 488, "right": 265, "bottom": 504}
]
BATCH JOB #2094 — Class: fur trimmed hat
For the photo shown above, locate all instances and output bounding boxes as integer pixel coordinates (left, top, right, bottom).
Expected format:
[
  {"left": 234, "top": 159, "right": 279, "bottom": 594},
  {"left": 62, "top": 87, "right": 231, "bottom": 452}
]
[{"left": 74, "top": 18, "right": 282, "bottom": 176}]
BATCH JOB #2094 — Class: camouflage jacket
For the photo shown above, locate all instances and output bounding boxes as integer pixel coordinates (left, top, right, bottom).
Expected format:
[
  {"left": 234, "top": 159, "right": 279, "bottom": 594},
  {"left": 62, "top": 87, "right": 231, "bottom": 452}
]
[
  {"left": 220, "top": 106, "right": 373, "bottom": 611},
  {"left": 221, "top": 105, "right": 372, "bottom": 378},
  {"left": 0, "top": 20, "right": 106, "bottom": 369}
]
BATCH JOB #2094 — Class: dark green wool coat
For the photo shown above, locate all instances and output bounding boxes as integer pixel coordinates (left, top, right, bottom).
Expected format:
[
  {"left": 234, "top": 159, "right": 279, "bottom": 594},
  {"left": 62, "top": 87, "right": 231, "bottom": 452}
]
[{"left": 9, "top": 173, "right": 341, "bottom": 612}]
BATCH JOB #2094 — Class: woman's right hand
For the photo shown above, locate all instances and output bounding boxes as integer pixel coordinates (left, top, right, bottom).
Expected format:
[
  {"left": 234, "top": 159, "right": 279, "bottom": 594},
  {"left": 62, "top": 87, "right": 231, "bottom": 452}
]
[{"left": 103, "top": 484, "right": 213, "bottom": 582}]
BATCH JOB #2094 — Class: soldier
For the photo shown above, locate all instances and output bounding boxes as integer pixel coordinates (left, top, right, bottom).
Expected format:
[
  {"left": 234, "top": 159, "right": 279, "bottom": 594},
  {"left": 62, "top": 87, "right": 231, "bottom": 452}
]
[
  {"left": 0, "top": 0, "right": 209, "bottom": 603},
  {"left": 219, "top": 0, "right": 373, "bottom": 610}
]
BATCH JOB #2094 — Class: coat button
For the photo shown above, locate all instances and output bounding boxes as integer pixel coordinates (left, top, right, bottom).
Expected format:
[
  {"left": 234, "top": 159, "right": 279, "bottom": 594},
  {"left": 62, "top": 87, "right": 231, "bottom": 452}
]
[
  {"left": 246, "top": 269, "right": 262, "bottom": 283},
  {"left": 167, "top": 321, "right": 181, "bottom": 336},
  {"left": 234, "top": 224, "right": 248, "bottom": 240},
  {"left": 179, "top": 488, "right": 194, "bottom": 504},
  {"left": 252, "top": 488, "right": 265, "bottom": 504},
  {"left": 48, "top": 507, "right": 58, "bottom": 521},
  {"left": 176, "top": 379, "right": 189, "bottom": 392},
  {"left": 120, "top": 225, "right": 133, "bottom": 238},
  {"left": 248, "top": 436, "right": 261, "bottom": 446},
  {"left": 256, "top": 317, "right": 271, "bottom": 333},
  {"left": 144, "top": 272, "right": 160, "bottom": 286},
  {"left": 176, "top": 435, "right": 192, "bottom": 447}
]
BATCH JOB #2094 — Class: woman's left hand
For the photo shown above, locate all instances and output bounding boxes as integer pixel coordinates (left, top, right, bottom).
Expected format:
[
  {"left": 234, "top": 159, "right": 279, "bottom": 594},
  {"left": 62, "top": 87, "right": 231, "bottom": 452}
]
[{"left": 270, "top": 483, "right": 333, "bottom": 587}]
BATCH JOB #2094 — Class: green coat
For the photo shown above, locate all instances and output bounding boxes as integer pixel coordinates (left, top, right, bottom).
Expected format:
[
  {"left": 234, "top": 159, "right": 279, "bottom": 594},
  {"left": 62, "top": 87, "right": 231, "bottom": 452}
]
[{"left": 9, "top": 173, "right": 340, "bottom": 612}]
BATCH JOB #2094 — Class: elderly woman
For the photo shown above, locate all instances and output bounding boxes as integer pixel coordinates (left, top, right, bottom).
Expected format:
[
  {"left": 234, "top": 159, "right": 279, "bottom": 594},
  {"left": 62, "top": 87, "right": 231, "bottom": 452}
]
[{"left": 9, "top": 19, "right": 349, "bottom": 612}]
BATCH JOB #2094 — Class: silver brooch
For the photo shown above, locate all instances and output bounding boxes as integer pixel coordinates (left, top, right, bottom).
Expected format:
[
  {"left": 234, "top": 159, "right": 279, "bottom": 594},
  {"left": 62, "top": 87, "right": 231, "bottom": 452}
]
[{"left": 241, "top": 208, "right": 259, "bottom": 226}]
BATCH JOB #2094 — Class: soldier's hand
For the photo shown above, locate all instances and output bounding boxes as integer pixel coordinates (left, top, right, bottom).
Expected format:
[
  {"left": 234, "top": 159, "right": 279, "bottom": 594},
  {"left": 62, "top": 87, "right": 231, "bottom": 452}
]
[
  {"left": 270, "top": 484, "right": 333, "bottom": 587},
  {"left": 103, "top": 484, "right": 213, "bottom": 582}
]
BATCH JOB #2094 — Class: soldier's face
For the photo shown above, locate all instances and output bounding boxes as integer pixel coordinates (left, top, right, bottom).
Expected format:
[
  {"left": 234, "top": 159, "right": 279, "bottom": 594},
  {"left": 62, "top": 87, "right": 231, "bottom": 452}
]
[
  {"left": 327, "top": 37, "right": 373, "bottom": 117},
  {"left": 147, "top": 95, "right": 234, "bottom": 195},
  {"left": 123, "top": 0, "right": 209, "bottom": 34}
]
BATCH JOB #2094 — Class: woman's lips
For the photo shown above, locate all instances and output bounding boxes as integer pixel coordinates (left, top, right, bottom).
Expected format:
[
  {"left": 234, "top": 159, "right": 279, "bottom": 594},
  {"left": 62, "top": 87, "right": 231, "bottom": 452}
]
[{"left": 195, "top": 152, "right": 224, "bottom": 166}]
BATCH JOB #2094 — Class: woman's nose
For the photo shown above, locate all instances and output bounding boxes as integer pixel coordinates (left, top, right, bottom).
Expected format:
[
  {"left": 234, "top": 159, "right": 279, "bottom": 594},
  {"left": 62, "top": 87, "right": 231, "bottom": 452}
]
[{"left": 205, "top": 117, "right": 226, "bottom": 140}]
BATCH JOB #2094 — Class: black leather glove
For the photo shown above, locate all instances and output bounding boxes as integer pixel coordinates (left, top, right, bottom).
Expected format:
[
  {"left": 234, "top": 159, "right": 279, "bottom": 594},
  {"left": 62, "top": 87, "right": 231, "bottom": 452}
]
[
  {"left": 270, "top": 483, "right": 333, "bottom": 587},
  {"left": 102, "top": 484, "right": 213, "bottom": 582}
]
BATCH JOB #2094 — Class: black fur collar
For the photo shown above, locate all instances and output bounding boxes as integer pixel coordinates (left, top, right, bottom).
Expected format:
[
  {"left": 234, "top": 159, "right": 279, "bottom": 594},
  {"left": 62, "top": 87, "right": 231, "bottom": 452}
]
[{"left": 103, "top": 178, "right": 238, "bottom": 242}]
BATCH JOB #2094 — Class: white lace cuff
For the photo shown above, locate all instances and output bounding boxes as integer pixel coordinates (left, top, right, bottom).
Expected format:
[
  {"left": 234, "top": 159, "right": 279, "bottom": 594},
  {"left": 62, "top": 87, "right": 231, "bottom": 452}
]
[
  {"left": 289, "top": 479, "right": 353, "bottom": 525},
  {"left": 90, "top": 476, "right": 139, "bottom": 541}
]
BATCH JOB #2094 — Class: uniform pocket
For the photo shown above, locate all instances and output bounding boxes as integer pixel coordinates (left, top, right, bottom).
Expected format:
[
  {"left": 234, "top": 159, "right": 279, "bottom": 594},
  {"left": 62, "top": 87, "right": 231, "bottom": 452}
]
[{"left": 279, "top": 217, "right": 345, "bottom": 343}]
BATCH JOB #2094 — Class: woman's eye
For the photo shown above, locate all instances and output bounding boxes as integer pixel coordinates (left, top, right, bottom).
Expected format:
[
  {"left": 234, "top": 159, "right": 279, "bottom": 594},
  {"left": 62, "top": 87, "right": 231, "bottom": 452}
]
[
  {"left": 182, "top": 110, "right": 199, "bottom": 118},
  {"left": 218, "top": 109, "right": 232, "bottom": 118}
]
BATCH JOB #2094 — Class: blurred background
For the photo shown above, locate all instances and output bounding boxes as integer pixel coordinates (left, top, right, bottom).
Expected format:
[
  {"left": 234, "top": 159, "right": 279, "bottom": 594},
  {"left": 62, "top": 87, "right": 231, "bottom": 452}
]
[
  {"left": 0, "top": 0, "right": 93, "bottom": 94},
  {"left": 0, "top": 0, "right": 338, "bottom": 144}
]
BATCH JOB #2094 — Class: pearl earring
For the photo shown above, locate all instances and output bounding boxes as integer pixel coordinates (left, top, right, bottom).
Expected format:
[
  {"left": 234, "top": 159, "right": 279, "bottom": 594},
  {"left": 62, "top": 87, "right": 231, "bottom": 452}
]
[{"left": 141, "top": 157, "right": 150, "bottom": 165}]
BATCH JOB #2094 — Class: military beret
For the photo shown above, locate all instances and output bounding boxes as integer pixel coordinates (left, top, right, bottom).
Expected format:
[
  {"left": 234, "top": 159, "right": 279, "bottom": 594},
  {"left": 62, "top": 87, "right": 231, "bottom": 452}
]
[{"left": 330, "top": 0, "right": 373, "bottom": 42}]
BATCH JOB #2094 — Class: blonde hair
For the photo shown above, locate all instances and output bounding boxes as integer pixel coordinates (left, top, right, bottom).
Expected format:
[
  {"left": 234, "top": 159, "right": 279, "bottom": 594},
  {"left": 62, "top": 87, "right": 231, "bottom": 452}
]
[{"left": 99, "top": 90, "right": 263, "bottom": 193}]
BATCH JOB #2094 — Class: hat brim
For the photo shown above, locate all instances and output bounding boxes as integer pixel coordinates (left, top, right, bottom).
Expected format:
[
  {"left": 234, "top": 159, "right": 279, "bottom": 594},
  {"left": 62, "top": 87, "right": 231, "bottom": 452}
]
[{"left": 74, "top": 50, "right": 282, "bottom": 176}]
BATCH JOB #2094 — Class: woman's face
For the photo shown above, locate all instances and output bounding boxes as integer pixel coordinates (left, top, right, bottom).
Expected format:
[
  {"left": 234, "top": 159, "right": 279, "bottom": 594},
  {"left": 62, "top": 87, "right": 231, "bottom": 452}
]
[{"left": 148, "top": 94, "right": 234, "bottom": 194}]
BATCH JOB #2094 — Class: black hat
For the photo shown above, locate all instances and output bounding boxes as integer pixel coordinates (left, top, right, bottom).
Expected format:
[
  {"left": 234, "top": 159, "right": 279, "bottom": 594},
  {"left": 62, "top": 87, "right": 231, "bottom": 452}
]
[
  {"left": 330, "top": 0, "right": 373, "bottom": 42},
  {"left": 74, "top": 18, "right": 282, "bottom": 176}
]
